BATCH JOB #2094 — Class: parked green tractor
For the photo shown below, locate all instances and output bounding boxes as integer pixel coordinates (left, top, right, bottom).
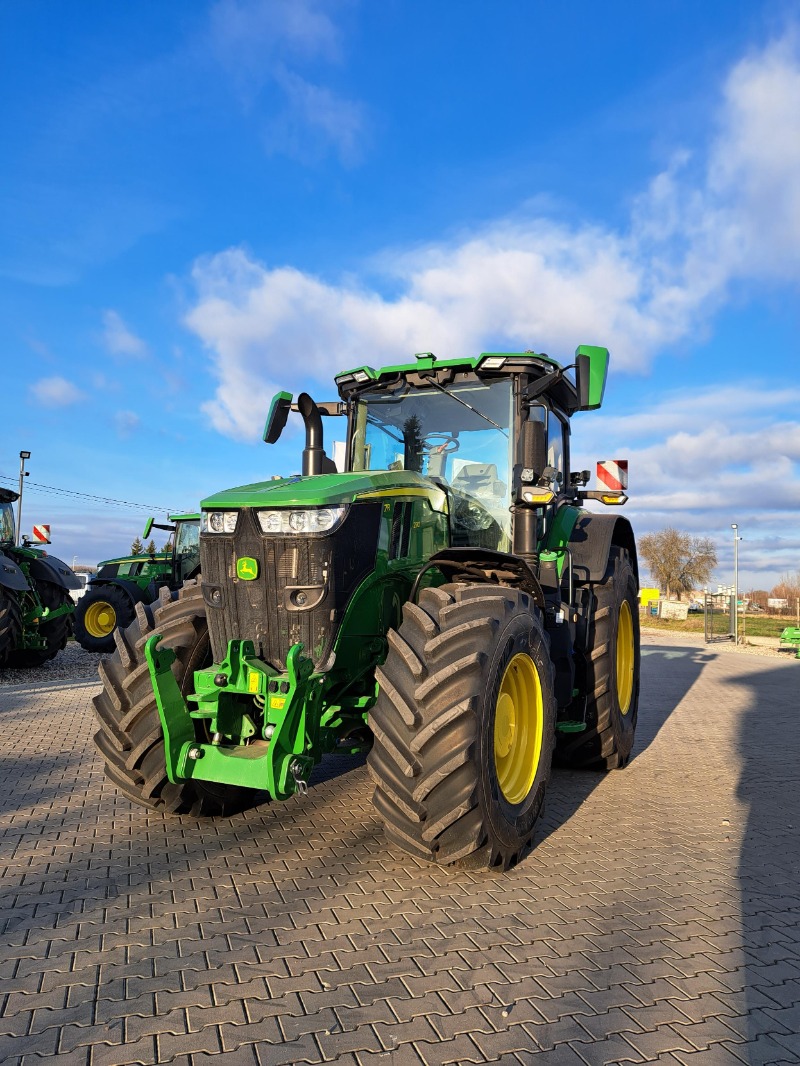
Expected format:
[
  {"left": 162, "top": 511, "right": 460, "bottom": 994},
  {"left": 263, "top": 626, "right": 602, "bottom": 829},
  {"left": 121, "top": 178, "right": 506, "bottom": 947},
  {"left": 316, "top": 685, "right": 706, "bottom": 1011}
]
[
  {"left": 94, "top": 346, "right": 640, "bottom": 869},
  {"left": 74, "top": 515, "right": 200, "bottom": 653},
  {"left": 0, "top": 488, "right": 82, "bottom": 668}
]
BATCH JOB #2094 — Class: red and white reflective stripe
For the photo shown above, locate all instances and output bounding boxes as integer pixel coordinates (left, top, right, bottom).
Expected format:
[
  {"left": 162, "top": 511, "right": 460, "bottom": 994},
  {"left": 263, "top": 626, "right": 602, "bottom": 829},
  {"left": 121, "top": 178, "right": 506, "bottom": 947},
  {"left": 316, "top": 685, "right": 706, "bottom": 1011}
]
[
  {"left": 32, "top": 524, "right": 51, "bottom": 543},
  {"left": 596, "top": 460, "right": 628, "bottom": 491}
]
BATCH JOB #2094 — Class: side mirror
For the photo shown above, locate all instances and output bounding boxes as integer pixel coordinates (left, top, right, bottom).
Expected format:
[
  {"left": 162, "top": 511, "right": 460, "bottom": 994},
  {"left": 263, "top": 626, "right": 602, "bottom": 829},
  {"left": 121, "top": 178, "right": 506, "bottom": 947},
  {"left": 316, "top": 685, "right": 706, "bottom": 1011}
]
[
  {"left": 575, "top": 345, "right": 609, "bottom": 411},
  {"left": 263, "top": 391, "right": 293, "bottom": 445},
  {"left": 143, "top": 517, "right": 153, "bottom": 539}
]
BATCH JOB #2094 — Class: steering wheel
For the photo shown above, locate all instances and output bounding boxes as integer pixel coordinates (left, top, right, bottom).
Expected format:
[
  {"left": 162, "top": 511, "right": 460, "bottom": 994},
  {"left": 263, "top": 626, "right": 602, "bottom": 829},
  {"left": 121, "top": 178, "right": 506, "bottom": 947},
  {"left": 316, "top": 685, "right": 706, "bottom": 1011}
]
[{"left": 421, "top": 433, "right": 459, "bottom": 455}]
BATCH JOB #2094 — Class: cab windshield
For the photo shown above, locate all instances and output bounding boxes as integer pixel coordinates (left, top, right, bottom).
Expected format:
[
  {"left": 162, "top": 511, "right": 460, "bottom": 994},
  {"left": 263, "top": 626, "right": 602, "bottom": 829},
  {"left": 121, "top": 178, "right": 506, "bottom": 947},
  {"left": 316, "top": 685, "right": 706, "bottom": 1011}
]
[
  {"left": 0, "top": 503, "right": 15, "bottom": 544},
  {"left": 351, "top": 377, "right": 514, "bottom": 550}
]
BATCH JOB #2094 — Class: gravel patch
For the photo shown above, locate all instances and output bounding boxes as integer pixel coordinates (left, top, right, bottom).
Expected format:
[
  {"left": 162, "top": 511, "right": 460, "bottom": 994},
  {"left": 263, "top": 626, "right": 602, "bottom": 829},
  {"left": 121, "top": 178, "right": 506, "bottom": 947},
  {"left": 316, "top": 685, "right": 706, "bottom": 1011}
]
[{"left": 0, "top": 641, "right": 105, "bottom": 687}]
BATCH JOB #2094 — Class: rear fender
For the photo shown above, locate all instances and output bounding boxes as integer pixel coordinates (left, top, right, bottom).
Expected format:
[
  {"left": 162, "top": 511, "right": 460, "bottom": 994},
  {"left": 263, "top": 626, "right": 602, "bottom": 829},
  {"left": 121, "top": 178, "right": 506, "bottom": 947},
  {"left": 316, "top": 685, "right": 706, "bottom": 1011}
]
[
  {"left": 27, "top": 554, "right": 83, "bottom": 591},
  {"left": 568, "top": 514, "right": 638, "bottom": 585}
]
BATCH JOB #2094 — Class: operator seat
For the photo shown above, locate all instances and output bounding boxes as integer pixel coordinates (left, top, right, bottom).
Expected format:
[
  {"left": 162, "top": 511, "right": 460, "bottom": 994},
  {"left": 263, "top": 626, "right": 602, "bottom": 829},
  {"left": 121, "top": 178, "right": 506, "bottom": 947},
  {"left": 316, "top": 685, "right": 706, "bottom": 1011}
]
[{"left": 451, "top": 463, "right": 506, "bottom": 500}]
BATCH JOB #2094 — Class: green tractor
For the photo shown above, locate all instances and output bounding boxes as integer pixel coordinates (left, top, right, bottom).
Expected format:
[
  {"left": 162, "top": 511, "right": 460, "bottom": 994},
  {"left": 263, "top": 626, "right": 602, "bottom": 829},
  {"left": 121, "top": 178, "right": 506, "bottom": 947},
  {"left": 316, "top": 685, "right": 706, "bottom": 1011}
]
[
  {"left": 93, "top": 346, "right": 640, "bottom": 869},
  {"left": 0, "top": 488, "right": 82, "bottom": 668},
  {"left": 74, "top": 514, "right": 200, "bottom": 653}
]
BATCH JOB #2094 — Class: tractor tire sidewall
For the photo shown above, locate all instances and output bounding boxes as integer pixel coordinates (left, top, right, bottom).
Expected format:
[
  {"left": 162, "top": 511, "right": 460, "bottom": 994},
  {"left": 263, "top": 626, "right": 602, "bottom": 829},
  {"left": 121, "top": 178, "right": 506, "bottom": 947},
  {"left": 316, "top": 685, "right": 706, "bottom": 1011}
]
[
  {"left": 476, "top": 609, "right": 555, "bottom": 856},
  {"left": 10, "top": 580, "right": 73, "bottom": 668},
  {"left": 557, "top": 547, "right": 640, "bottom": 768},
  {"left": 74, "top": 584, "right": 137, "bottom": 653},
  {"left": 368, "top": 583, "right": 556, "bottom": 870},
  {"left": 601, "top": 551, "right": 640, "bottom": 764}
]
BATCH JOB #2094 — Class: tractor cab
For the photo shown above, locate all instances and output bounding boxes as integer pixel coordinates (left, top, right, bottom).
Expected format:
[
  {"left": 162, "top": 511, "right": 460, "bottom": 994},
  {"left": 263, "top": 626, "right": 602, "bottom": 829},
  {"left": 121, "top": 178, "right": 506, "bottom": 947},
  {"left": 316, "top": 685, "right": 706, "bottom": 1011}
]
[
  {"left": 0, "top": 490, "right": 16, "bottom": 546},
  {"left": 143, "top": 513, "right": 201, "bottom": 585}
]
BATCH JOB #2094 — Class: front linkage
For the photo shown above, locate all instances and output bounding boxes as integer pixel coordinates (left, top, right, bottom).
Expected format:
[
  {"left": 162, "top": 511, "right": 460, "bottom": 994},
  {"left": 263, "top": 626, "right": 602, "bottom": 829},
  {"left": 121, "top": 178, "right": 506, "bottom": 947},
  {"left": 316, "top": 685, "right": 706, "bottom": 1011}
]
[{"left": 145, "top": 635, "right": 372, "bottom": 800}]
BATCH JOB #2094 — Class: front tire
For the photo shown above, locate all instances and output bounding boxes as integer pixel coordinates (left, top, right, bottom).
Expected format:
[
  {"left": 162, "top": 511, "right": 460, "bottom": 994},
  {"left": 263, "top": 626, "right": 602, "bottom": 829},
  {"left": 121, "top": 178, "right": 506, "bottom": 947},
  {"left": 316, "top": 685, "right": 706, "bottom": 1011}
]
[
  {"left": 92, "top": 581, "right": 264, "bottom": 816},
  {"left": 74, "top": 583, "right": 136, "bottom": 653},
  {"left": 368, "top": 584, "right": 556, "bottom": 869},
  {"left": 556, "top": 546, "right": 640, "bottom": 769}
]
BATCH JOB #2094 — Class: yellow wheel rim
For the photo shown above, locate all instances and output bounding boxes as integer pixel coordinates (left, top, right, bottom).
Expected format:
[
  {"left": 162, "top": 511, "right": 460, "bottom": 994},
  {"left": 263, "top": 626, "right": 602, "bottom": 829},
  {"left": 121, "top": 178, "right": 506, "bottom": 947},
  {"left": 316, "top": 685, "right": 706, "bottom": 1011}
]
[
  {"left": 616, "top": 599, "right": 635, "bottom": 715},
  {"left": 494, "top": 652, "right": 544, "bottom": 805},
  {"left": 84, "top": 601, "right": 117, "bottom": 638}
]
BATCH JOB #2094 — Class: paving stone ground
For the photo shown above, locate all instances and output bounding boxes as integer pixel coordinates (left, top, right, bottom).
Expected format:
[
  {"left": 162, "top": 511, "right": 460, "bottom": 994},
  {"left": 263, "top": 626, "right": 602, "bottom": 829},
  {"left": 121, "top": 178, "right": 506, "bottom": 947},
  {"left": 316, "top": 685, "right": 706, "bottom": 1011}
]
[{"left": 1, "top": 633, "right": 798, "bottom": 1066}]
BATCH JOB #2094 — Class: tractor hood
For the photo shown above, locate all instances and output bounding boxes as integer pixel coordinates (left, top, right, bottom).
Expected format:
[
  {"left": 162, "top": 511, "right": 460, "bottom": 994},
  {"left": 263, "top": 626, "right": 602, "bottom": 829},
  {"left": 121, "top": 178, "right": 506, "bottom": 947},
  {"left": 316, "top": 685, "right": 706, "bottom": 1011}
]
[{"left": 201, "top": 470, "right": 449, "bottom": 514}]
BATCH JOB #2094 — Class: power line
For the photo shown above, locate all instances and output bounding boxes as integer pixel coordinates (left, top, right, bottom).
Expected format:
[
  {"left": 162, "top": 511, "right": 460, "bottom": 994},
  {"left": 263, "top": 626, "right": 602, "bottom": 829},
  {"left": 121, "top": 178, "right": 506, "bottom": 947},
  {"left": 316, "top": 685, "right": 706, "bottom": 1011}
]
[{"left": 0, "top": 474, "right": 180, "bottom": 513}]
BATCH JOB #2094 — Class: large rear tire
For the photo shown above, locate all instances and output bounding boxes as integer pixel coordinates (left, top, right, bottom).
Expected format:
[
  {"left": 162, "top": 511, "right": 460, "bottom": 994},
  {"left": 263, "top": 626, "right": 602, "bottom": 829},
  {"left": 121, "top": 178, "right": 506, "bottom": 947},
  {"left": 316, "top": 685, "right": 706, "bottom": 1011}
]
[
  {"left": 368, "top": 583, "right": 556, "bottom": 870},
  {"left": 92, "top": 581, "right": 265, "bottom": 816},
  {"left": 10, "top": 580, "right": 73, "bottom": 668},
  {"left": 556, "top": 546, "right": 640, "bottom": 769},
  {"left": 0, "top": 585, "right": 23, "bottom": 667},
  {"left": 74, "top": 583, "right": 136, "bottom": 653}
]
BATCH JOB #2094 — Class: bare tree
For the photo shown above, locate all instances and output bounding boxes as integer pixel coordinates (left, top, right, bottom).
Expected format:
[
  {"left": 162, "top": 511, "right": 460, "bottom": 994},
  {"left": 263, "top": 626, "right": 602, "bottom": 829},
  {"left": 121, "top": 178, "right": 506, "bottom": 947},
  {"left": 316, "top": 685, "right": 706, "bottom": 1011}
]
[
  {"left": 638, "top": 527, "right": 717, "bottom": 600},
  {"left": 770, "top": 571, "right": 800, "bottom": 610}
]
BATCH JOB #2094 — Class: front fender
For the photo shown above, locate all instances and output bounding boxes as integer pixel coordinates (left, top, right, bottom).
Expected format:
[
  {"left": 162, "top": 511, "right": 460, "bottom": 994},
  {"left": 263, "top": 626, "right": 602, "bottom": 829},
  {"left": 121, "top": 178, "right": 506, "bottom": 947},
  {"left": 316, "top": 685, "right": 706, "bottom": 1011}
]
[
  {"left": 28, "top": 554, "right": 83, "bottom": 591},
  {"left": 0, "top": 551, "right": 30, "bottom": 593},
  {"left": 88, "top": 577, "right": 149, "bottom": 605}
]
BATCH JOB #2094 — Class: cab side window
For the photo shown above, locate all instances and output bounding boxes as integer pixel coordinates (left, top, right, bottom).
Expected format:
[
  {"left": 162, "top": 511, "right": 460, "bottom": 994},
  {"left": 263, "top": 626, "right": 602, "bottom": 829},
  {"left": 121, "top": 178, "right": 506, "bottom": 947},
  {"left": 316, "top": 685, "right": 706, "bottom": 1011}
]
[{"left": 547, "top": 413, "right": 566, "bottom": 490}]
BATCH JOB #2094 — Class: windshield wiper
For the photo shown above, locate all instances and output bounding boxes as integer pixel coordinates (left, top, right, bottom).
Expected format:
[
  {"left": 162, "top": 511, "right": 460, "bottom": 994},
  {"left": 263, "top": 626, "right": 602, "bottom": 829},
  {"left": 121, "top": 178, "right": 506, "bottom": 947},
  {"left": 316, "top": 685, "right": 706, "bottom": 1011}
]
[{"left": 425, "top": 379, "right": 508, "bottom": 435}]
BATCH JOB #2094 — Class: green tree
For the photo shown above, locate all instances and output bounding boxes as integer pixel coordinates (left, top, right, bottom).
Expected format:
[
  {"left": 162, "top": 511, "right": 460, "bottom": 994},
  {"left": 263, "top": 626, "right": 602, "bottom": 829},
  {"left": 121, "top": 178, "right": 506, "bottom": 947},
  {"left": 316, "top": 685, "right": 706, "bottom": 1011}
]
[
  {"left": 403, "top": 415, "right": 424, "bottom": 473},
  {"left": 146, "top": 538, "right": 158, "bottom": 557},
  {"left": 639, "top": 527, "right": 717, "bottom": 600},
  {"left": 130, "top": 536, "right": 144, "bottom": 556}
]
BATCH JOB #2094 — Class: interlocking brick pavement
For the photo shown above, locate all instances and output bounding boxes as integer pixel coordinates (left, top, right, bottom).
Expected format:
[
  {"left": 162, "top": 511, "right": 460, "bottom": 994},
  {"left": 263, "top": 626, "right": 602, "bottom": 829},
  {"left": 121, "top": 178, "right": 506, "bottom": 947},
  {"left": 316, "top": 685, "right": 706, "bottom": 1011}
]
[{"left": 1, "top": 632, "right": 799, "bottom": 1064}]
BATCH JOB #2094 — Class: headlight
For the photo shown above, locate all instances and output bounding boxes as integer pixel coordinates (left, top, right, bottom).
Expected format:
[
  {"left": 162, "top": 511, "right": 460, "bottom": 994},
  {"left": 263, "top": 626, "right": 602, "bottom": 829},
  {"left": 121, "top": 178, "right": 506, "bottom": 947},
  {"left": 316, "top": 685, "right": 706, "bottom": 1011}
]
[
  {"left": 202, "top": 511, "right": 238, "bottom": 534},
  {"left": 257, "top": 506, "right": 347, "bottom": 535}
]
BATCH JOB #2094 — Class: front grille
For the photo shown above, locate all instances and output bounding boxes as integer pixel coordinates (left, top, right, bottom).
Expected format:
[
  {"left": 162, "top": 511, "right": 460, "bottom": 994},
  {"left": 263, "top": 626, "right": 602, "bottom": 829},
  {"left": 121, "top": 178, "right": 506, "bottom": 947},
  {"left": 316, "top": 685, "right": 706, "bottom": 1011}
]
[{"left": 201, "top": 503, "right": 381, "bottom": 670}]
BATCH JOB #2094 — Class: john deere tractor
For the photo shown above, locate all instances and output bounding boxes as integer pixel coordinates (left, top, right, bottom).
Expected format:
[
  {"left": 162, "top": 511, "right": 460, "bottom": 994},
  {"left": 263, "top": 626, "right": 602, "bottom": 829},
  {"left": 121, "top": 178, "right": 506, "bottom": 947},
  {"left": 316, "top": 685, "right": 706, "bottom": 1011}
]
[
  {"left": 0, "top": 488, "right": 82, "bottom": 668},
  {"left": 74, "top": 514, "right": 200, "bottom": 653},
  {"left": 94, "top": 347, "right": 639, "bottom": 869}
]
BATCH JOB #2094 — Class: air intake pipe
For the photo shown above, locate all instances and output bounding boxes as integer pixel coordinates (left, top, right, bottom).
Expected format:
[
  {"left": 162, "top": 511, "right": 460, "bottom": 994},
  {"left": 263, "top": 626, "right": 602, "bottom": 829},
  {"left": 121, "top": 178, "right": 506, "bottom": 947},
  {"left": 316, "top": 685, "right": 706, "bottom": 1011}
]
[{"left": 297, "top": 392, "right": 328, "bottom": 476}]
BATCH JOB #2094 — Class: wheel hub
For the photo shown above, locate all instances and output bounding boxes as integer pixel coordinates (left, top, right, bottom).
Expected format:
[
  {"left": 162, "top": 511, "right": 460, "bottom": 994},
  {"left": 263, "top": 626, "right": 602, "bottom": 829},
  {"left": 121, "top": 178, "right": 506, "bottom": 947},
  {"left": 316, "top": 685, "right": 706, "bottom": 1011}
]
[
  {"left": 616, "top": 599, "right": 634, "bottom": 714},
  {"left": 85, "top": 601, "right": 117, "bottom": 638},
  {"left": 493, "top": 652, "right": 544, "bottom": 805}
]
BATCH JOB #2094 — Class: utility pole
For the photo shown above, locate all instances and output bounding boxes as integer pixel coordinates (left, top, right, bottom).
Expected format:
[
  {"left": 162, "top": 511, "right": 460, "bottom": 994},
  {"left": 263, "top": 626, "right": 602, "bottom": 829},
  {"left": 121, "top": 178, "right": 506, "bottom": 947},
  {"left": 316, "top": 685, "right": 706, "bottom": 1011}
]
[
  {"left": 17, "top": 450, "right": 30, "bottom": 545},
  {"left": 731, "top": 523, "right": 741, "bottom": 643}
]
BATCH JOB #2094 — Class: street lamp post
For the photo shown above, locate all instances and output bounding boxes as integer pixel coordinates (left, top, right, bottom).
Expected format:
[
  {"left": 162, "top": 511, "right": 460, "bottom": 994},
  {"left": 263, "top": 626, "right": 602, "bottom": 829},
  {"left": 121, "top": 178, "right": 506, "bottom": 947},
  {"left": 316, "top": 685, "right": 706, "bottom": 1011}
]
[
  {"left": 738, "top": 522, "right": 742, "bottom": 639},
  {"left": 17, "top": 451, "right": 30, "bottom": 546}
]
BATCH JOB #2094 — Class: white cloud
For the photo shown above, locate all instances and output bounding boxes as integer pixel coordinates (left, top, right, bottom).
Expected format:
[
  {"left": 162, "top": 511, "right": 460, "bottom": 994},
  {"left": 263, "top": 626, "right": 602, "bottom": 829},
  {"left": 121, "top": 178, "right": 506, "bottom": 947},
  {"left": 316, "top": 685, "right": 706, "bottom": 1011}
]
[
  {"left": 208, "top": 0, "right": 362, "bottom": 163},
  {"left": 268, "top": 68, "right": 365, "bottom": 164},
  {"left": 102, "top": 310, "right": 149, "bottom": 359},
  {"left": 184, "top": 31, "right": 800, "bottom": 442},
  {"left": 568, "top": 381, "right": 800, "bottom": 589},
  {"left": 210, "top": 0, "right": 341, "bottom": 83},
  {"left": 29, "top": 376, "right": 85, "bottom": 407}
]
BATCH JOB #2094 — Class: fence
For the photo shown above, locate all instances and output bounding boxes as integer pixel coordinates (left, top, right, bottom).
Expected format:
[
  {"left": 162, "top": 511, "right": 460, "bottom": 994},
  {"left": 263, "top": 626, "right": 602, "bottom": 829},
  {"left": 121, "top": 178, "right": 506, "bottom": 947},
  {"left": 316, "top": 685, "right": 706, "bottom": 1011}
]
[{"left": 705, "top": 593, "right": 735, "bottom": 642}]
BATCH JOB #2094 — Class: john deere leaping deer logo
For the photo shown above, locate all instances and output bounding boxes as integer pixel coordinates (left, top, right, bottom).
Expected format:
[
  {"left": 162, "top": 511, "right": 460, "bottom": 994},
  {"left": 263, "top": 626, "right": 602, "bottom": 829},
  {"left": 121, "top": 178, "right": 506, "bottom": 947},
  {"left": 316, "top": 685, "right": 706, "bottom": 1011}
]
[{"left": 236, "top": 557, "right": 259, "bottom": 581}]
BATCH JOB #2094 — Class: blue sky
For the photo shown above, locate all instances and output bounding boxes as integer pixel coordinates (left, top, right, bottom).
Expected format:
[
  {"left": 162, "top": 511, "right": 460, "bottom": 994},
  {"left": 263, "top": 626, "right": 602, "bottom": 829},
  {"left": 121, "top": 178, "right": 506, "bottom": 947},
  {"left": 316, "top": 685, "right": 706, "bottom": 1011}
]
[{"left": 1, "top": 0, "right": 798, "bottom": 592}]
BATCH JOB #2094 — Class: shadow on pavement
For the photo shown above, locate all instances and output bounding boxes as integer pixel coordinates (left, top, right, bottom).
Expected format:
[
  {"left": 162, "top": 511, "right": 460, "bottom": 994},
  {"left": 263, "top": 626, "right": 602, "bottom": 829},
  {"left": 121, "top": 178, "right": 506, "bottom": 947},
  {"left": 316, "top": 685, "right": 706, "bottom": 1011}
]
[{"left": 732, "top": 660, "right": 800, "bottom": 1049}]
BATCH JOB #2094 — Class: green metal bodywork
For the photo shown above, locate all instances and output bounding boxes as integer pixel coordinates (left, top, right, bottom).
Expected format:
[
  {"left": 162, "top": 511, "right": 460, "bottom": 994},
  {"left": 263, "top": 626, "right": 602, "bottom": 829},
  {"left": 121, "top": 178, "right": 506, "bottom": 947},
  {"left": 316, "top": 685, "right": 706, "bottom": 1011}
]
[
  {"left": 146, "top": 345, "right": 624, "bottom": 798},
  {"left": 780, "top": 627, "right": 800, "bottom": 659}
]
